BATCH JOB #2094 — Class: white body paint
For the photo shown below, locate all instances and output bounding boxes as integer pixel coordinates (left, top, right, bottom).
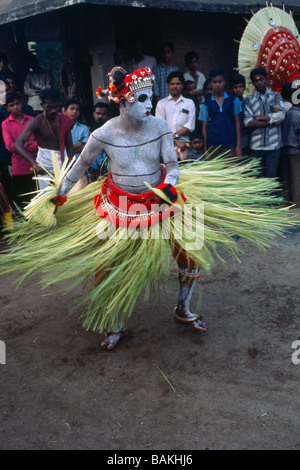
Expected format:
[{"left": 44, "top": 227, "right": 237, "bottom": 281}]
[{"left": 59, "top": 89, "right": 179, "bottom": 196}]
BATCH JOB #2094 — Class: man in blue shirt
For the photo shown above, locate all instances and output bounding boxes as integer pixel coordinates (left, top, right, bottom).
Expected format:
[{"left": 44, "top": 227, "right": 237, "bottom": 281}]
[{"left": 199, "top": 68, "right": 242, "bottom": 160}]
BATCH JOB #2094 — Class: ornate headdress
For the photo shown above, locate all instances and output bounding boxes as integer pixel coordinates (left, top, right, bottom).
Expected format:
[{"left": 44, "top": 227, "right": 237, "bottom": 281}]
[
  {"left": 238, "top": 4, "right": 300, "bottom": 95},
  {"left": 96, "top": 67, "right": 155, "bottom": 104}
]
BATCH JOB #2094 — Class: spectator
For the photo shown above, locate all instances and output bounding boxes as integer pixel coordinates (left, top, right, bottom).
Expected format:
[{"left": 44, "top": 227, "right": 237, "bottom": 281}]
[
  {"left": 186, "top": 132, "right": 204, "bottom": 161},
  {"left": 183, "top": 80, "right": 200, "bottom": 115},
  {"left": 2, "top": 91, "right": 38, "bottom": 210},
  {"left": 62, "top": 98, "right": 90, "bottom": 159},
  {"left": 0, "top": 53, "right": 16, "bottom": 82},
  {"left": 278, "top": 82, "right": 295, "bottom": 201},
  {"left": 183, "top": 51, "right": 206, "bottom": 103},
  {"left": 89, "top": 103, "right": 111, "bottom": 179},
  {"left": 14, "top": 88, "right": 74, "bottom": 190},
  {"left": 0, "top": 85, "right": 13, "bottom": 206},
  {"left": 202, "top": 79, "right": 212, "bottom": 101},
  {"left": 126, "top": 39, "right": 157, "bottom": 73},
  {"left": 90, "top": 102, "right": 110, "bottom": 132},
  {"left": 230, "top": 72, "right": 250, "bottom": 157},
  {"left": 24, "top": 55, "right": 52, "bottom": 114},
  {"left": 155, "top": 71, "right": 196, "bottom": 161},
  {"left": 199, "top": 68, "right": 242, "bottom": 159},
  {"left": 60, "top": 41, "right": 93, "bottom": 126},
  {"left": 5, "top": 73, "right": 35, "bottom": 117},
  {"left": 114, "top": 47, "right": 128, "bottom": 68},
  {"left": 89, "top": 150, "right": 109, "bottom": 181},
  {"left": 153, "top": 41, "right": 180, "bottom": 102},
  {"left": 244, "top": 67, "right": 285, "bottom": 177},
  {"left": 281, "top": 81, "right": 300, "bottom": 206},
  {"left": 198, "top": 79, "right": 213, "bottom": 127},
  {"left": 281, "top": 82, "right": 293, "bottom": 112}
]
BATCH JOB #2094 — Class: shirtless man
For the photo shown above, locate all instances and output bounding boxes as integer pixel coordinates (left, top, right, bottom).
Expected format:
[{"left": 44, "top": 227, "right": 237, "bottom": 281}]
[
  {"left": 14, "top": 88, "right": 74, "bottom": 189},
  {"left": 56, "top": 67, "right": 207, "bottom": 349}
]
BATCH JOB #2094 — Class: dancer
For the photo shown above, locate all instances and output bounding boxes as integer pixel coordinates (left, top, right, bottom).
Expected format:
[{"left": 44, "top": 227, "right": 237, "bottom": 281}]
[
  {"left": 56, "top": 67, "right": 206, "bottom": 348},
  {"left": 0, "top": 67, "right": 296, "bottom": 352}
]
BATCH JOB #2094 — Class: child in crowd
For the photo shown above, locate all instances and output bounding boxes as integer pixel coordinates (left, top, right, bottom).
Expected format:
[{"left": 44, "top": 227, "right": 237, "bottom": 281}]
[
  {"left": 183, "top": 80, "right": 200, "bottom": 115},
  {"left": 5, "top": 73, "right": 35, "bottom": 117},
  {"left": 63, "top": 98, "right": 91, "bottom": 190},
  {"left": 230, "top": 72, "right": 250, "bottom": 157},
  {"left": 198, "top": 79, "right": 213, "bottom": 132},
  {"left": 183, "top": 51, "right": 206, "bottom": 103},
  {"left": 186, "top": 132, "right": 204, "bottom": 161},
  {"left": 202, "top": 79, "right": 212, "bottom": 101},
  {"left": 199, "top": 68, "right": 242, "bottom": 159},
  {"left": 2, "top": 91, "right": 38, "bottom": 210},
  {"left": 62, "top": 98, "right": 90, "bottom": 159}
]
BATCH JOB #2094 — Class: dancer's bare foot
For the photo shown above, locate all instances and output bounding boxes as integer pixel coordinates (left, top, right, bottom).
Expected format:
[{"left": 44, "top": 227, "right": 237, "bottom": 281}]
[
  {"left": 173, "top": 307, "right": 208, "bottom": 332},
  {"left": 100, "top": 330, "right": 128, "bottom": 350}
]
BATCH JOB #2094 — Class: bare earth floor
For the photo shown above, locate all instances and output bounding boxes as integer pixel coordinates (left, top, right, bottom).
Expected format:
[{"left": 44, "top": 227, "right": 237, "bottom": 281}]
[{"left": 0, "top": 224, "right": 300, "bottom": 450}]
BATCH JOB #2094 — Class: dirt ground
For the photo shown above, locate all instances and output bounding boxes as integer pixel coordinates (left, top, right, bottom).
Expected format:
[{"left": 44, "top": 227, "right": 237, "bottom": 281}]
[{"left": 1, "top": 221, "right": 300, "bottom": 451}]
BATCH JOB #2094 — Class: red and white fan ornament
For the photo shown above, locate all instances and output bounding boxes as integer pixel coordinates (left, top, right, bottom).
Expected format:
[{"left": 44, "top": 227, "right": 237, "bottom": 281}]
[{"left": 238, "top": 4, "right": 300, "bottom": 95}]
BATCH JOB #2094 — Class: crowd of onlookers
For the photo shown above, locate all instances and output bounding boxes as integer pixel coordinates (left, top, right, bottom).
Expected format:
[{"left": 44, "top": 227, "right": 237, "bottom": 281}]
[{"left": 0, "top": 37, "right": 300, "bottom": 229}]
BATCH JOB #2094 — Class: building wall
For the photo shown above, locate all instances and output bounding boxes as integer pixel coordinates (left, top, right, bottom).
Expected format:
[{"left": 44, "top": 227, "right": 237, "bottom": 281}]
[
  {"left": 1, "top": 4, "right": 300, "bottom": 104},
  {"left": 113, "top": 6, "right": 250, "bottom": 85}
]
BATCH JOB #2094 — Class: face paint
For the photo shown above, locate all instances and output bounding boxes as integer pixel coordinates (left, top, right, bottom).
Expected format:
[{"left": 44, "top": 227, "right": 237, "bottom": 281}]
[{"left": 126, "top": 88, "right": 152, "bottom": 121}]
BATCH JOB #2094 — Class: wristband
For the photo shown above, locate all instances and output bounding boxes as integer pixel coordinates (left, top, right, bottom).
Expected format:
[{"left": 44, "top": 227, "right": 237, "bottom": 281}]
[
  {"left": 50, "top": 195, "right": 67, "bottom": 207},
  {"left": 157, "top": 183, "right": 178, "bottom": 203}
]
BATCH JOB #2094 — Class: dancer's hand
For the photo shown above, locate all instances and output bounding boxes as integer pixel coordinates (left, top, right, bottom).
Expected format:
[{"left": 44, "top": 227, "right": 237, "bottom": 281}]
[
  {"left": 159, "top": 183, "right": 178, "bottom": 203},
  {"left": 50, "top": 195, "right": 67, "bottom": 207}
]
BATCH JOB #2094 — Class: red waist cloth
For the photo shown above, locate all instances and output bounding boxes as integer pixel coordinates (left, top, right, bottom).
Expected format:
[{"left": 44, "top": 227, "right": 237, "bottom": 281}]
[{"left": 94, "top": 165, "right": 180, "bottom": 227}]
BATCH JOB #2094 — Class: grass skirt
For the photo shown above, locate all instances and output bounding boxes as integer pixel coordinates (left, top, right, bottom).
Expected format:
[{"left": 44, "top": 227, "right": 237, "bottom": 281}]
[{"left": 0, "top": 156, "right": 297, "bottom": 333}]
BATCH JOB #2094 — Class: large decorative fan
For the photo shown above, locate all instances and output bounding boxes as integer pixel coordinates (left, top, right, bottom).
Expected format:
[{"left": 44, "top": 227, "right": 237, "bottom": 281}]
[{"left": 238, "top": 4, "right": 300, "bottom": 95}]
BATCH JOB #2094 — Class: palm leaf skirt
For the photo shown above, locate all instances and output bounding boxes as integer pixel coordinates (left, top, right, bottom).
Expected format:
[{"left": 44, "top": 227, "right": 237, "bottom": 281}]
[{"left": 0, "top": 156, "right": 297, "bottom": 333}]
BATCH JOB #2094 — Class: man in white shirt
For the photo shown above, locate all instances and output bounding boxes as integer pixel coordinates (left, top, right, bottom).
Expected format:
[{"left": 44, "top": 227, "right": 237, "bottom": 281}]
[{"left": 155, "top": 71, "right": 196, "bottom": 160}]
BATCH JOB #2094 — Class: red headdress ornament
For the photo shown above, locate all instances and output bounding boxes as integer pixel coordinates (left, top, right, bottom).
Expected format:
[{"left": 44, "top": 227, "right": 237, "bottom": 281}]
[{"left": 95, "top": 67, "right": 155, "bottom": 104}]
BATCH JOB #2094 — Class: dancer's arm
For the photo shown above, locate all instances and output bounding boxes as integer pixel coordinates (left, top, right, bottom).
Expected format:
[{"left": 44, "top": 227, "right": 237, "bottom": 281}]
[
  {"left": 160, "top": 129, "right": 180, "bottom": 187},
  {"left": 59, "top": 131, "right": 105, "bottom": 196}
]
